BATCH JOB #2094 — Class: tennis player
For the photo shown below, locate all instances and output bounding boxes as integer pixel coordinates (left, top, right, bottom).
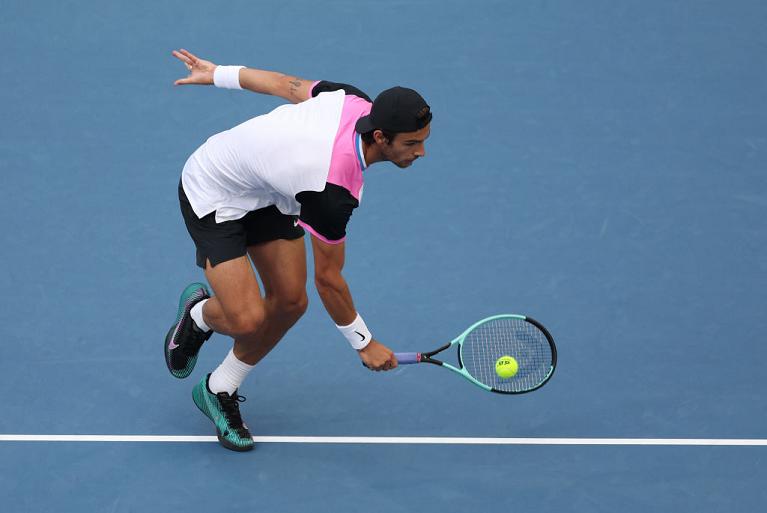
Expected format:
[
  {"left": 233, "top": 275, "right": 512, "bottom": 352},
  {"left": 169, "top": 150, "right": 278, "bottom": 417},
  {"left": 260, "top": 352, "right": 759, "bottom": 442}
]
[{"left": 165, "top": 49, "right": 432, "bottom": 451}]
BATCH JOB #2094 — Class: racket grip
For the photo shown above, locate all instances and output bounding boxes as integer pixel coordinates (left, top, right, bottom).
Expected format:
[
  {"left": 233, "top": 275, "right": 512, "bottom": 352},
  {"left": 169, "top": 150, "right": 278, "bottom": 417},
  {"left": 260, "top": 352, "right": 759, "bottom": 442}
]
[{"left": 394, "top": 352, "right": 420, "bottom": 365}]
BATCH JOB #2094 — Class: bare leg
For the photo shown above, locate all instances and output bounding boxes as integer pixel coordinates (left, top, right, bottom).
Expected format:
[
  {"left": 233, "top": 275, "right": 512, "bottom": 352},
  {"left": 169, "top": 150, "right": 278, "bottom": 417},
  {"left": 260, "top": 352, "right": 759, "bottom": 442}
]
[
  {"left": 200, "top": 238, "right": 307, "bottom": 365},
  {"left": 242, "top": 237, "right": 308, "bottom": 363},
  {"left": 200, "top": 258, "right": 260, "bottom": 332},
  {"left": 200, "top": 256, "right": 265, "bottom": 365}
]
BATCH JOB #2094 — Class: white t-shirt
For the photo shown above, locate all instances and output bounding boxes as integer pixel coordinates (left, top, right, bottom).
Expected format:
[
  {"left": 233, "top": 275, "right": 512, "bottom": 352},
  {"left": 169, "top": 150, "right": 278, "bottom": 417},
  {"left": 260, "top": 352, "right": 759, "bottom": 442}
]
[
  {"left": 182, "top": 89, "right": 346, "bottom": 223},
  {"left": 181, "top": 82, "right": 373, "bottom": 245}
]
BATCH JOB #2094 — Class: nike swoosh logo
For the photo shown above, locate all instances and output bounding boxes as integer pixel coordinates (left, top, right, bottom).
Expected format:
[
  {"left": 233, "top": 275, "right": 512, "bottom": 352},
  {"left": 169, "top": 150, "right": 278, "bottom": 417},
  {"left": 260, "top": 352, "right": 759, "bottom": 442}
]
[
  {"left": 293, "top": 218, "right": 299, "bottom": 227},
  {"left": 168, "top": 325, "right": 181, "bottom": 350},
  {"left": 354, "top": 331, "right": 366, "bottom": 341}
]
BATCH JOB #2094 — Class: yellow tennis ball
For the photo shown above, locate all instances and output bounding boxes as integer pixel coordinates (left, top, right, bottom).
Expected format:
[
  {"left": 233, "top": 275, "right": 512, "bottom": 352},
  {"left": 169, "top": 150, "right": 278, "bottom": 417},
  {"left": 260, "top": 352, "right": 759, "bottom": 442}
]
[{"left": 495, "top": 355, "right": 518, "bottom": 379}]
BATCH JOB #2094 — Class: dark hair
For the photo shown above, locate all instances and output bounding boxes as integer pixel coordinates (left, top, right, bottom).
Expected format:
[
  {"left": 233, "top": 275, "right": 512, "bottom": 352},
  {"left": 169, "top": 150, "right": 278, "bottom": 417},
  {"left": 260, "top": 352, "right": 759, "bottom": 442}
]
[{"left": 361, "top": 129, "right": 396, "bottom": 145}]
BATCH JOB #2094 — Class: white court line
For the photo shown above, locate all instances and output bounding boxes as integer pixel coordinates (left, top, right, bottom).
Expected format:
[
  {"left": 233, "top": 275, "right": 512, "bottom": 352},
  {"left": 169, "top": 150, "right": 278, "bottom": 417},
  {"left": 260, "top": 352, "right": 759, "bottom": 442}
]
[{"left": 0, "top": 435, "right": 766, "bottom": 446}]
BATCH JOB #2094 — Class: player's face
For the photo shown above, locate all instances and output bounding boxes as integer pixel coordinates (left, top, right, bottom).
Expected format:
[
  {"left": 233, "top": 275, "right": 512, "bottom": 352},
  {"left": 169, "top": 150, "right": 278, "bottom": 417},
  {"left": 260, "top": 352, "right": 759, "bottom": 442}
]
[{"left": 381, "top": 125, "right": 431, "bottom": 168}]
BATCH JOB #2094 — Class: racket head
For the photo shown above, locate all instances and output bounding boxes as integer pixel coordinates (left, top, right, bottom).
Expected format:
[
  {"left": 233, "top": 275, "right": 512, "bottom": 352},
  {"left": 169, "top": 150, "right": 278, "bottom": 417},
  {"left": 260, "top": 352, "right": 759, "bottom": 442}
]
[{"left": 456, "top": 314, "right": 556, "bottom": 394}]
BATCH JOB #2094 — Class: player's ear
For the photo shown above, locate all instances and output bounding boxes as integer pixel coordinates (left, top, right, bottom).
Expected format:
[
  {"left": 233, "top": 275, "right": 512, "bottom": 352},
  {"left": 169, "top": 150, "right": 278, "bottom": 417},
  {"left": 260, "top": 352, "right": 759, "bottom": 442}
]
[{"left": 373, "top": 129, "right": 388, "bottom": 145}]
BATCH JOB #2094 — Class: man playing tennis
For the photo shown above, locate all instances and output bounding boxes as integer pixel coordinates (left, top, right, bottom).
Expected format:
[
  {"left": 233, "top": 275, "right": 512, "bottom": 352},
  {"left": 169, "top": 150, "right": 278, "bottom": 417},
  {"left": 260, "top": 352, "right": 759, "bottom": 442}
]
[{"left": 165, "top": 49, "right": 432, "bottom": 451}]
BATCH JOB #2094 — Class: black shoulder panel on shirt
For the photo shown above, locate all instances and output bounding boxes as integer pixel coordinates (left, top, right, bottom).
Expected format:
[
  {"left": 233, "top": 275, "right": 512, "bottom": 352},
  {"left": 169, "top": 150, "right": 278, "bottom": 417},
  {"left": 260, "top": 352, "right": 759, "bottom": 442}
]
[
  {"left": 311, "top": 81, "right": 372, "bottom": 102},
  {"left": 296, "top": 184, "right": 360, "bottom": 242}
]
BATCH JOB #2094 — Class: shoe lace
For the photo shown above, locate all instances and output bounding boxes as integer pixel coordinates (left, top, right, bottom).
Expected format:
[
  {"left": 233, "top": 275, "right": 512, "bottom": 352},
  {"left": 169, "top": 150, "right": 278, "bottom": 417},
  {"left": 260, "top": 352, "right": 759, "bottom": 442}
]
[{"left": 217, "top": 392, "right": 249, "bottom": 436}]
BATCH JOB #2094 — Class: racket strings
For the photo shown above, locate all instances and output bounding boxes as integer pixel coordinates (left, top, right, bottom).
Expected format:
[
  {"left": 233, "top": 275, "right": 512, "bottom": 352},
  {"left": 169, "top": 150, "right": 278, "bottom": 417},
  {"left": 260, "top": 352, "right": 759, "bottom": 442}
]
[{"left": 460, "top": 318, "right": 553, "bottom": 393}]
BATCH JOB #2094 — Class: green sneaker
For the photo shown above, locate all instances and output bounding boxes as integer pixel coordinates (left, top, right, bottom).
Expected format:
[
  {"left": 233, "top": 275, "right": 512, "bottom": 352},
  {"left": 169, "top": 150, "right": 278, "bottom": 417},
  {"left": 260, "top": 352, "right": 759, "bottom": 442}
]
[
  {"left": 164, "top": 283, "right": 212, "bottom": 379},
  {"left": 192, "top": 374, "right": 255, "bottom": 452}
]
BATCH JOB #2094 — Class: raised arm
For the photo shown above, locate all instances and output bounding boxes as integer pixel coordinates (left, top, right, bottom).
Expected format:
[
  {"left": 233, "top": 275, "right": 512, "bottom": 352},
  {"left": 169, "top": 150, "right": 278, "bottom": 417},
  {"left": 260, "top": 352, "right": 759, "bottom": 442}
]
[
  {"left": 171, "top": 48, "right": 314, "bottom": 103},
  {"left": 309, "top": 235, "right": 397, "bottom": 371}
]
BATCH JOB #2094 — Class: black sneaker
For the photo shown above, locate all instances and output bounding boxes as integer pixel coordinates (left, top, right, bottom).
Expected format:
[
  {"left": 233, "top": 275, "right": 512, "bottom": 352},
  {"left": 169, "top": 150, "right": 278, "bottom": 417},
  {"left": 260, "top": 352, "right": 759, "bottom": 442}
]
[
  {"left": 164, "top": 283, "right": 213, "bottom": 379},
  {"left": 192, "top": 375, "right": 255, "bottom": 452}
]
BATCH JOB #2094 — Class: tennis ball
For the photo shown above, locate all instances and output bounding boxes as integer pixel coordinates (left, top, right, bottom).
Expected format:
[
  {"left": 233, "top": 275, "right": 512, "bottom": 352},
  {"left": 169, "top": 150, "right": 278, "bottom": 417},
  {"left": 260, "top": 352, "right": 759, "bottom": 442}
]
[{"left": 495, "top": 355, "right": 518, "bottom": 379}]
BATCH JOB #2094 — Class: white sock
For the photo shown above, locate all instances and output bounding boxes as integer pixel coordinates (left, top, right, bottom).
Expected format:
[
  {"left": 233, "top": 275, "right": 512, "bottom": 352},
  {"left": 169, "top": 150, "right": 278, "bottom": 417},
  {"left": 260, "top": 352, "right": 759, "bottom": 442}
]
[
  {"left": 190, "top": 299, "right": 211, "bottom": 332},
  {"left": 208, "top": 349, "right": 255, "bottom": 395}
]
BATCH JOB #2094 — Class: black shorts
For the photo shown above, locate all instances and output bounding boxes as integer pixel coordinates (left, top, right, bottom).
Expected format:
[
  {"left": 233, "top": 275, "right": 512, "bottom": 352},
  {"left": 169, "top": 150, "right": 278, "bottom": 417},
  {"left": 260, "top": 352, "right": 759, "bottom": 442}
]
[{"left": 179, "top": 181, "right": 305, "bottom": 269}]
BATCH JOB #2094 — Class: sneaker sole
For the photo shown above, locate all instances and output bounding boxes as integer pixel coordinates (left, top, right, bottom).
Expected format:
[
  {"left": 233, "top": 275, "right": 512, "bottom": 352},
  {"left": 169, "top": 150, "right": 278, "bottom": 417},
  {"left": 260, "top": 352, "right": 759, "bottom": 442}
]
[{"left": 216, "top": 433, "right": 254, "bottom": 452}]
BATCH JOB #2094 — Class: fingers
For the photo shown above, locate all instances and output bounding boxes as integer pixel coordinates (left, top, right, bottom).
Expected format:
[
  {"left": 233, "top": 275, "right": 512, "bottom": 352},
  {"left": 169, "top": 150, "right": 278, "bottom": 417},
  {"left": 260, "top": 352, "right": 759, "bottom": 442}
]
[
  {"left": 171, "top": 50, "right": 191, "bottom": 66},
  {"left": 365, "top": 355, "right": 397, "bottom": 372},
  {"left": 171, "top": 49, "right": 203, "bottom": 76},
  {"left": 385, "top": 349, "right": 397, "bottom": 370},
  {"left": 179, "top": 48, "right": 199, "bottom": 63},
  {"left": 362, "top": 359, "right": 385, "bottom": 371},
  {"left": 172, "top": 49, "right": 198, "bottom": 65},
  {"left": 382, "top": 356, "right": 397, "bottom": 371}
]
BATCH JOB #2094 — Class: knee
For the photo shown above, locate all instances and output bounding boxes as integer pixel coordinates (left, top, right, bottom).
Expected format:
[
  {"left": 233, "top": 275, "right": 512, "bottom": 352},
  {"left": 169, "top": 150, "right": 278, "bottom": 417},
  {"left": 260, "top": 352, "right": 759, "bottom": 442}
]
[
  {"left": 271, "top": 290, "right": 308, "bottom": 320},
  {"left": 226, "top": 306, "right": 266, "bottom": 337}
]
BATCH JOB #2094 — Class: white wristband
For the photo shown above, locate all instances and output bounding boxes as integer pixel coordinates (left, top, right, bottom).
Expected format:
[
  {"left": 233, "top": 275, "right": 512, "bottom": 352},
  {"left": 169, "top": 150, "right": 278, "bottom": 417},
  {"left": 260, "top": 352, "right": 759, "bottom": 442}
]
[
  {"left": 213, "top": 65, "right": 244, "bottom": 90},
  {"left": 336, "top": 314, "right": 372, "bottom": 351}
]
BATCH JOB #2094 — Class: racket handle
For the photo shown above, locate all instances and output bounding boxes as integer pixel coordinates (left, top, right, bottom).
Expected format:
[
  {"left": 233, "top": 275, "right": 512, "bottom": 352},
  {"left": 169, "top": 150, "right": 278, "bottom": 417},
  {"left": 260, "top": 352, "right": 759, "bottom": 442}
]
[{"left": 394, "top": 352, "right": 420, "bottom": 364}]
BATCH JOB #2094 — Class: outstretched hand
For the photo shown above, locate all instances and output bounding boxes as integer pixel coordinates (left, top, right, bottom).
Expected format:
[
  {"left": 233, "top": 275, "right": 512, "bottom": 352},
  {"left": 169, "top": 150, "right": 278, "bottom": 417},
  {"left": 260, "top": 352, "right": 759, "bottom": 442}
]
[{"left": 172, "top": 49, "right": 217, "bottom": 86}]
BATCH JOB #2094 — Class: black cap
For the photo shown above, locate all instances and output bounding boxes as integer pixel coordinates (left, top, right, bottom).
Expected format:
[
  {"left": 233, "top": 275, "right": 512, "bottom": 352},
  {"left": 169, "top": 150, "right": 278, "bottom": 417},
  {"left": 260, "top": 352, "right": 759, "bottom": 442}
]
[{"left": 355, "top": 86, "right": 432, "bottom": 134}]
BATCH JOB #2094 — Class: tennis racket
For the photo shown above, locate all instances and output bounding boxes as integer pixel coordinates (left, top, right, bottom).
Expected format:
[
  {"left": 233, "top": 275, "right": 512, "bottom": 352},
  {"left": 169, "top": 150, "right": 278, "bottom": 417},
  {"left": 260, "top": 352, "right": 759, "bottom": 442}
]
[{"left": 395, "top": 314, "right": 556, "bottom": 394}]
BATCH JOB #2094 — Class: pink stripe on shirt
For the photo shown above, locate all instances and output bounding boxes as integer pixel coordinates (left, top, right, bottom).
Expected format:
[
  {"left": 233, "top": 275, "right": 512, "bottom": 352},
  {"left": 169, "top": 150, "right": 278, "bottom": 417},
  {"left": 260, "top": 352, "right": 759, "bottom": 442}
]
[
  {"left": 300, "top": 86, "right": 371, "bottom": 242},
  {"left": 325, "top": 96, "right": 372, "bottom": 200}
]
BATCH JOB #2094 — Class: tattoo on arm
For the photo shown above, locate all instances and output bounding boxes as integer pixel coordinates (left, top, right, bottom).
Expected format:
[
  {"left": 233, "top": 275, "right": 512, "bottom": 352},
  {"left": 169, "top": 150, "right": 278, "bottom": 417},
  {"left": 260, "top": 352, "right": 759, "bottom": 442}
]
[{"left": 288, "top": 77, "right": 304, "bottom": 100}]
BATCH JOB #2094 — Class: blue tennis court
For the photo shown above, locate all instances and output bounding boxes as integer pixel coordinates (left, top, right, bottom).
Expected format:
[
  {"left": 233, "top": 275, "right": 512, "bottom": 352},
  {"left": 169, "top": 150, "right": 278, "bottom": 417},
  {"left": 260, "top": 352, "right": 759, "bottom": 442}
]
[{"left": 1, "top": 1, "right": 765, "bottom": 511}]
